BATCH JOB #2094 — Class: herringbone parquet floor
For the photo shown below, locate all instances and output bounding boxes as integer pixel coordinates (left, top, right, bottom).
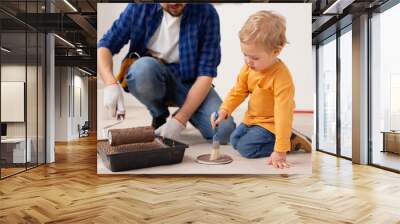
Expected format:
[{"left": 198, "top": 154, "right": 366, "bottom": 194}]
[{"left": 1, "top": 135, "right": 400, "bottom": 224}]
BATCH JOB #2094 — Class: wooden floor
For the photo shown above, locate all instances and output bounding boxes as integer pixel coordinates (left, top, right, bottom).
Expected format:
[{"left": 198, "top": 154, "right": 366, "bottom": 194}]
[
  {"left": 1, "top": 167, "right": 26, "bottom": 178},
  {"left": 1, "top": 135, "right": 400, "bottom": 223}
]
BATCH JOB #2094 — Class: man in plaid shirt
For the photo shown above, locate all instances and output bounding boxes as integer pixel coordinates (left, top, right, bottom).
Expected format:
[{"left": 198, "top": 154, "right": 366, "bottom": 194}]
[{"left": 98, "top": 3, "right": 236, "bottom": 143}]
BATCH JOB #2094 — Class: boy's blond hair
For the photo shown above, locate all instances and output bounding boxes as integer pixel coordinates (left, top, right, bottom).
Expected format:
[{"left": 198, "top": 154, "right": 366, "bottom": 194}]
[{"left": 239, "top": 10, "right": 288, "bottom": 52}]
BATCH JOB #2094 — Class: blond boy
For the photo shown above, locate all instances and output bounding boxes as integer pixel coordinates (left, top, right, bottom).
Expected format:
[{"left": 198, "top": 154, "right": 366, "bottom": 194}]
[{"left": 212, "top": 10, "right": 310, "bottom": 169}]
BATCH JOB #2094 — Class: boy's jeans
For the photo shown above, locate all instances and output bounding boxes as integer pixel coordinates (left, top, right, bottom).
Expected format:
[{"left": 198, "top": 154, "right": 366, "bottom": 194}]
[
  {"left": 230, "top": 123, "right": 276, "bottom": 158},
  {"left": 125, "top": 56, "right": 236, "bottom": 144}
]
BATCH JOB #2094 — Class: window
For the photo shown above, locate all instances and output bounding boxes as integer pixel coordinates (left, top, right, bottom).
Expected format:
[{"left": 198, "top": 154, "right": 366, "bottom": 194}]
[
  {"left": 317, "top": 36, "right": 337, "bottom": 154},
  {"left": 370, "top": 2, "right": 400, "bottom": 171},
  {"left": 339, "top": 28, "right": 352, "bottom": 158},
  {"left": 0, "top": 1, "right": 47, "bottom": 179}
]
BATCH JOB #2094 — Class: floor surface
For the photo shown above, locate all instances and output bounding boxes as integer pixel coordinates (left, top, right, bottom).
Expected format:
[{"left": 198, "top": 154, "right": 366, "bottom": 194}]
[{"left": 97, "top": 106, "right": 312, "bottom": 174}]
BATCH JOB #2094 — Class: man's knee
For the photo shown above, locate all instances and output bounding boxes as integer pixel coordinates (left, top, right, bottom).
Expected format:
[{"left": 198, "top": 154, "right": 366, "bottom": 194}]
[
  {"left": 209, "top": 117, "right": 236, "bottom": 145},
  {"left": 129, "top": 56, "right": 161, "bottom": 74},
  {"left": 126, "top": 57, "right": 163, "bottom": 97},
  {"left": 223, "top": 117, "right": 236, "bottom": 133}
]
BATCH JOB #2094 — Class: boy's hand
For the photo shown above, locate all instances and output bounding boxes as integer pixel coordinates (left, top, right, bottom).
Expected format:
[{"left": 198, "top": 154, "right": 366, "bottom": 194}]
[
  {"left": 267, "top": 151, "right": 290, "bottom": 169},
  {"left": 210, "top": 109, "right": 228, "bottom": 128}
]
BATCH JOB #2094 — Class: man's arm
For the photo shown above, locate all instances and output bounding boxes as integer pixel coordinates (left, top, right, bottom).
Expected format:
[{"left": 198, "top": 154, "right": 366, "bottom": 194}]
[
  {"left": 98, "top": 47, "right": 116, "bottom": 85},
  {"left": 99, "top": 47, "right": 126, "bottom": 118},
  {"left": 97, "top": 4, "right": 135, "bottom": 85},
  {"left": 174, "top": 76, "right": 213, "bottom": 125},
  {"left": 173, "top": 5, "right": 220, "bottom": 124},
  {"left": 158, "top": 5, "right": 219, "bottom": 128},
  {"left": 97, "top": 4, "right": 136, "bottom": 118}
]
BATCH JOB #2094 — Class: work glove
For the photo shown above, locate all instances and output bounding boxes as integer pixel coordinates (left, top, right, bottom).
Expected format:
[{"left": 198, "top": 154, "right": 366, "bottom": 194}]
[
  {"left": 155, "top": 118, "right": 185, "bottom": 140},
  {"left": 104, "top": 84, "right": 125, "bottom": 119}
]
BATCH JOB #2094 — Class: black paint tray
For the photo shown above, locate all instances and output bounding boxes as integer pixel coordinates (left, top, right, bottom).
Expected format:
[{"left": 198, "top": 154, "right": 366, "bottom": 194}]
[{"left": 97, "top": 137, "right": 188, "bottom": 172}]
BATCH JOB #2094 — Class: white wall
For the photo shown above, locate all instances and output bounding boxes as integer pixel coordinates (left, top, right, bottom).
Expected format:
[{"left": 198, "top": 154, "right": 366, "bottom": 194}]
[
  {"left": 312, "top": 45, "right": 317, "bottom": 149},
  {"left": 73, "top": 74, "right": 89, "bottom": 138},
  {"left": 97, "top": 3, "right": 313, "bottom": 135},
  {"left": 1, "top": 65, "right": 26, "bottom": 140},
  {"left": 78, "top": 75, "right": 89, "bottom": 123},
  {"left": 55, "top": 67, "right": 68, "bottom": 141},
  {"left": 1, "top": 64, "right": 46, "bottom": 163},
  {"left": 1, "top": 65, "right": 36, "bottom": 138},
  {"left": 54, "top": 67, "right": 89, "bottom": 141}
]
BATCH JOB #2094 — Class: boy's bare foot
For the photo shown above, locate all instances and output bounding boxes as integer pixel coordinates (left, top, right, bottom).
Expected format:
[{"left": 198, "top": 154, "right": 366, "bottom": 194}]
[{"left": 290, "top": 129, "right": 312, "bottom": 153}]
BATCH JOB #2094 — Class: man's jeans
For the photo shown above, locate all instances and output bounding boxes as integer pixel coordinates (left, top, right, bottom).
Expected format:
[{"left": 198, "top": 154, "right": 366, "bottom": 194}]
[
  {"left": 125, "top": 56, "right": 236, "bottom": 144},
  {"left": 230, "top": 123, "right": 276, "bottom": 158}
]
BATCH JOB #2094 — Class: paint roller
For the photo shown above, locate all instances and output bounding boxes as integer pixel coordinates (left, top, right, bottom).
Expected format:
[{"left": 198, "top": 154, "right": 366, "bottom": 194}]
[{"left": 108, "top": 126, "right": 155, "bottom": 146}]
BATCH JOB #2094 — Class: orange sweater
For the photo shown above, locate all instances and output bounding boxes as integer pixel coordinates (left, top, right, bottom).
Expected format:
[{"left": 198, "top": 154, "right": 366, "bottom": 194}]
[{"left": 220, "top": 59, "right": 295, "bottom": 152}]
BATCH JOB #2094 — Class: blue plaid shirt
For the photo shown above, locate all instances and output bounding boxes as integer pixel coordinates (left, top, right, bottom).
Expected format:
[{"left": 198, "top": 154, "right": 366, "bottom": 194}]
[{"left": 98, "top": 3, "right": 221, "bottom": 82}]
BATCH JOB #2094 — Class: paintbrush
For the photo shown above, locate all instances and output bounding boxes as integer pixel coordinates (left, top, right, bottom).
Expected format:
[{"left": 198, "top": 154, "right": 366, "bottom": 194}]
[{"left": 210, "top": 112, "right": 220, "bottom": 161}]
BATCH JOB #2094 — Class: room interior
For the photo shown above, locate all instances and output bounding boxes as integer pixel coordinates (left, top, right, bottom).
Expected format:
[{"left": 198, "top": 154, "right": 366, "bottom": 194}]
[{"left": 0, "top": 0, "right": 399, "bottom": 223}]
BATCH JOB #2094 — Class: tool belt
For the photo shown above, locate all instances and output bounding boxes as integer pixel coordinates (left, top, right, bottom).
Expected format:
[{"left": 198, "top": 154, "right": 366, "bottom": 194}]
[
  {"left": 116, "top": 52, "right": 168, "bottom": 93},
  {"left": 115, "top": 52, "right": 140, "bottom": 93}
]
